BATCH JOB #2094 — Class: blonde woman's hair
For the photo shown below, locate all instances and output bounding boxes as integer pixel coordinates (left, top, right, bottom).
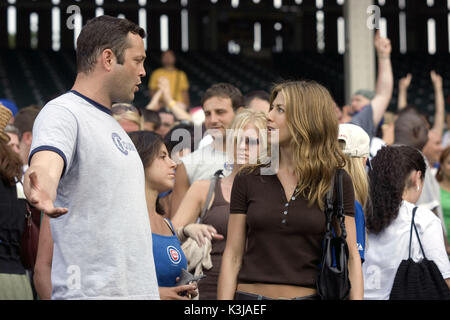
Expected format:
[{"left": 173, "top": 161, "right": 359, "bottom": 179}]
[
  {"left": 112, "top": 103, "right": 143, "bottom": 130},
  {"left": 227, "top": 108, "right": 267, "bottom": 164},
  {"left": 339, "top": 149, "right": 369, "bottom": 208},
  {"left": 243, "top": 80, "right": 346, "bottom": 210}
]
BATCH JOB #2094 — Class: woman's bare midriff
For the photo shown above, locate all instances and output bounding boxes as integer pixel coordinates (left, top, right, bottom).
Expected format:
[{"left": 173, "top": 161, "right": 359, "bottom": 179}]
[{"left": 236, "top": 283, "right": 317, "bottom": 299}]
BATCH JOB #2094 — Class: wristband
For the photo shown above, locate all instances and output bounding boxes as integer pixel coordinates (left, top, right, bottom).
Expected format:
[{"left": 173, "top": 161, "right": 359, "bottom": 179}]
[{"left": 168, "top": 100, "right": 177, "bottom": 109}]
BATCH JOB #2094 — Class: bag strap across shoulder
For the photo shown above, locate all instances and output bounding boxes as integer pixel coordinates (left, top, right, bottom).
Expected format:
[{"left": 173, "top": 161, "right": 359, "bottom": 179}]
[
  {"left": 409, "top": 207, "right": 427, "bottom": 260},
  {"left": 199, "top": 170, "right": 223, "bottom": 221},
  {"left": 325, "top": 169, "right": 346, "bottom": 237}
]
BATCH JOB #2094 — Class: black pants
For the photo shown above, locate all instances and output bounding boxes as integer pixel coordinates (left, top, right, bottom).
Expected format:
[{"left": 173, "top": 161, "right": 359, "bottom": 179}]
[{"left": 234, "top": 291, "right": 321, "bottom": 300}]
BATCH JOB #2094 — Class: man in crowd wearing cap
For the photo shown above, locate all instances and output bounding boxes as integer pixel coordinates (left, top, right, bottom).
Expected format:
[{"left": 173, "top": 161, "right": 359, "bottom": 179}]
[
  {"left": 350, "top": 89, "right": 375, "bottom": 114},
  {"left": 23, "top": 15, "right": 160, "bottom": 300},
  {"left": 349, "top": 31, "right": 393, "bottom": 142}
]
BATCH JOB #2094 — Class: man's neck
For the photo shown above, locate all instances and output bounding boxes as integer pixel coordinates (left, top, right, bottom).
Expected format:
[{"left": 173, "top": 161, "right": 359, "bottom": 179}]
[{"left": 72, "top": 74, "right": 112, "bottom": 109}]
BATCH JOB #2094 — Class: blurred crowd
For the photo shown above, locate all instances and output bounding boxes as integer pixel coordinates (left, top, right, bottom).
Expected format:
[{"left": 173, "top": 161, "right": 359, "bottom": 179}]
[{"left": 0, "top": 15, "right": 449, "bottom": 301}]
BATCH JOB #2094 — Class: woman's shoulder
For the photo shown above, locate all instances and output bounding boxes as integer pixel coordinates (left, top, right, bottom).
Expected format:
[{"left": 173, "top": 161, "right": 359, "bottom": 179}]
[
  {"left": 399, "top": 201, "right": 441, "bottom": 230},
  {"left": 339, "top": 167, "right": 352, "bottom": 181},
  {"left": 337, "top": 168, "right": 354, "bottom": 191},
  {"left": 190, "top": 179, "right": 212, "bottom": 196}
]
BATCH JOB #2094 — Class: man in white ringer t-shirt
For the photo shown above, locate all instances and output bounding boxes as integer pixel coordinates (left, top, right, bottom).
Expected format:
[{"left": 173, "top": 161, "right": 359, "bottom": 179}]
[
  {"left": 23, "top": 16, "right": 159, "bottom": 300},
  {"left": 169, "top": 83, "right": 243, "bottom": 217}
]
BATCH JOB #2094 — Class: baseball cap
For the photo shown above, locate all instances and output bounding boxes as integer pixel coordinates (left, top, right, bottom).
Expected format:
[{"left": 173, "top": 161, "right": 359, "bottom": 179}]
[
  {"left": 338, "top": 124, "right": 370, "bottom": 158},
  {"left": 0, "top": 99, "right": 18, "bottom": 116},
  {"left": 353, "top": 89, "right": 375, "bottom": 101},
  {"left": 0, "top": 103, "right": 13, "bottom": 143}
]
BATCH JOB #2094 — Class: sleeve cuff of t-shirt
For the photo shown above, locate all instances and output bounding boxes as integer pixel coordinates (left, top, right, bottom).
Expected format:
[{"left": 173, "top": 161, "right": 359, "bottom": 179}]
[
  {"left": 28, "top": 145, "right": 68, "bottom": 177},
  {"left": 229, "top": 210, "right": 247, "bottom": 214}
]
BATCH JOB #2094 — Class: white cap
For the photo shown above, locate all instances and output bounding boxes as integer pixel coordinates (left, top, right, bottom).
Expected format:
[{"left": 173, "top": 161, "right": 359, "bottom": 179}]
[
  {"left": 190, "top": 107, "right": 205, "bottom": 126},
  {"left": 338, "top": 123, "right": 370, "bottom": 158}
]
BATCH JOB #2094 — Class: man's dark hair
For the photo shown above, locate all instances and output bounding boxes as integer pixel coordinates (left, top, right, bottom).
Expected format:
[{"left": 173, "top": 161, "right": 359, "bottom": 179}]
[
  {"left": 14, "top": 105, "right": 42, "bottom": 140},
  {"left": 142, "top": 110, "right": 161, "bottom": 131},
  {"left": 201, "top": 83, "right": 243, "bottom": 112},
  {"left": 76, "top": 15, "right": 146, "bottom": 74},
  {"left": 243, "top": 90, "right": 270, "bottom": 107},
  {"left": 158, "top": 108, "right": 175, "bottom": 118},
  {"left": 394, "top": 107, "right": 429, "bottom": 151},
  {"left": 164, "top": 122, "right": 196, "bottom": 155}
]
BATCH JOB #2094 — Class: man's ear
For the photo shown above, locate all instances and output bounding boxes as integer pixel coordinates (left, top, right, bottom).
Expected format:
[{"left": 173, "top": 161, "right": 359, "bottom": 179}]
[
  {"left": 22, "top": 131, "right": 33, "bottom": 146},
  {"left": 101, "top": 49, "right": 115, "bottom": 72}
]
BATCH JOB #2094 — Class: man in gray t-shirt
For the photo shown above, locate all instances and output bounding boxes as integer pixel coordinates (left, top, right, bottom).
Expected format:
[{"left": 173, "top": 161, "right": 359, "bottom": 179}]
[{"left": 24, "top": 16, "right": 159, "bottom": 299}]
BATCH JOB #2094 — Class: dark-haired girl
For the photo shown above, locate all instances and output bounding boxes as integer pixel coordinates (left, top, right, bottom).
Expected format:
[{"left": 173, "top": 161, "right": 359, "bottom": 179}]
[
  {"left": 363, "top": 145, "right": 450, "bottom": 299},
  {"left": 128, "top": 131, "right": 195, "bottom": 299}
]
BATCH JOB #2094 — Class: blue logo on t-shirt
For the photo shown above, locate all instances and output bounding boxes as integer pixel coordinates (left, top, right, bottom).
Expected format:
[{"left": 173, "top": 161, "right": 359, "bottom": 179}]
[
  {"left": 167, "top": 246, "right": 182, "bottom": 265},
  {"left": 112, "top": 132, "right": 135, "bottom": 155}
]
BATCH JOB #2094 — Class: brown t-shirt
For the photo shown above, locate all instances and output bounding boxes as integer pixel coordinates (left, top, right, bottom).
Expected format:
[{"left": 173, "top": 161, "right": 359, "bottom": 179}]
[{"left": 230, "top": 168, "right": 355, "bottom": 288}]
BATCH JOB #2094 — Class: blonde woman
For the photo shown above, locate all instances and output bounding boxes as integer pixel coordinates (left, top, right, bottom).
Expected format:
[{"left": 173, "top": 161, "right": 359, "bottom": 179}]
[
  {"left": 112, "top": 103, "right": 143, "bottom": 132},
  {"left": 172, "top": 109, "right": 267, "bottom": 300},
  {"left": 338, "top": 123, "right": 371, "bottom": 262},
  {"left": 218, "top": 80, "right": 363, "bottom": 300}
]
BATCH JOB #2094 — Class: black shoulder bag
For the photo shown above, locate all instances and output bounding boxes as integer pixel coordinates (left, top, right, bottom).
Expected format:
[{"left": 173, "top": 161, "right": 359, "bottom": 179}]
[
  {"left": 389, "top": 207, "right": 450, "bottom": 300},
  {"left": 317, "top": 169, "right": 351, "bottom": 300}
]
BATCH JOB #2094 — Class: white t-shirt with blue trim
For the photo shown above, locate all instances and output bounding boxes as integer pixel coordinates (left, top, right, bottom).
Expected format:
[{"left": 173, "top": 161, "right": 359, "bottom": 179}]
[{"left": 29, "top": 91, "right": 159, "bottom": 300}]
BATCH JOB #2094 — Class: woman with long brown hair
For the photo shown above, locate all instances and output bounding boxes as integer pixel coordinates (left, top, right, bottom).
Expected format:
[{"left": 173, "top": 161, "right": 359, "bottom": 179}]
[
  {"left": 0, "top": 104, "right": 33, "bottom": 299},
  {"left": 218, "top": 80, "right": 363, "bottom": 300}
]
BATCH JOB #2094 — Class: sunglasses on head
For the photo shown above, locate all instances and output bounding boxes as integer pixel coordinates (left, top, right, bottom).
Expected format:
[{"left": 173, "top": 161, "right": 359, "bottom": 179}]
[{"left": 112, "top": 104, "right": 141, "bottom": 116}]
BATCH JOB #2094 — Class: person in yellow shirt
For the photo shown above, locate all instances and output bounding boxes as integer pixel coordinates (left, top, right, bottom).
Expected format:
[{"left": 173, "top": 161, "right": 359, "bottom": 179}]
[{"left": 149, "top": 50, "right": 190, "bottom": 109}]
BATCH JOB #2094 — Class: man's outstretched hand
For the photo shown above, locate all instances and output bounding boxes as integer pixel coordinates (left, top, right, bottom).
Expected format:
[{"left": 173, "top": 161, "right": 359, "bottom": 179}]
[{"left": 25, "top": 170, "right": 68, "bottom": 218}]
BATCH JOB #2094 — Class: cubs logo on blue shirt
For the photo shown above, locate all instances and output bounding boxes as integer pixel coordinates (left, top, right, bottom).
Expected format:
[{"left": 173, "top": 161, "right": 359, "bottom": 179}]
[{"left": 167, "top": 245, "right": 182, "bottom": 264}]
